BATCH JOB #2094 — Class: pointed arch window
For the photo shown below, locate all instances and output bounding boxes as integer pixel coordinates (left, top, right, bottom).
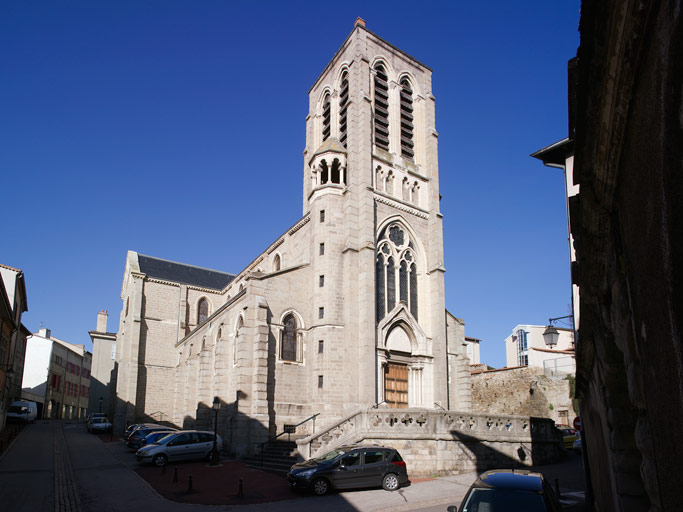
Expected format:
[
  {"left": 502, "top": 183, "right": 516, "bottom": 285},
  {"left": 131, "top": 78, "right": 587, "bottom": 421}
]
[
  {"left": 374, "top": 64, "right": 390, "bottom": 151},
  {"left": 339, "top": 71, "right": 349, "bottom": 148},
  {"left": 281, "top": 314, "right": 298, "bottom": 362},
  {"left": 399, "top": 78, "right": 415, "bottom": 159},
  {"left": 198, "top": 298, "right": 209, "bottom": 324},
  {"left": 322, "top": 93, "right": 331, "bottom": 142},
  {"left": 376, "top": 224, "right": 419, "bottom": 322},
  {"left": 273, "top": 254, "right": 281, "bottom": 272}
]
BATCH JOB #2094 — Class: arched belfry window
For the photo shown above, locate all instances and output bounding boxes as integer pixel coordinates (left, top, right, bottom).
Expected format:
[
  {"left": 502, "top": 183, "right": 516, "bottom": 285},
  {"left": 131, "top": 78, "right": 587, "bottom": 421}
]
[
  {"left": 322, "top": 93, "right": 331, "bottom": 142},
  {"left": 374, "top": 64, "right": 389, "bottom": 151},
  {"left": 281, "top": 314, "right": 298, "bottom": 362},
  {"left": 376, "top": 223, "right": 419, "bottom": 322},
  {"left": 399, "top": 78, "right": 415, "bottom": 159},
  {"left": 339, "top": 71, "right": 349, "bottom": 148},
  {"left": 198, "top": 298, "right": 209, "bottom": 324},
  {"left": 273, "top": 254, "right": 281, "bottom": 272}
]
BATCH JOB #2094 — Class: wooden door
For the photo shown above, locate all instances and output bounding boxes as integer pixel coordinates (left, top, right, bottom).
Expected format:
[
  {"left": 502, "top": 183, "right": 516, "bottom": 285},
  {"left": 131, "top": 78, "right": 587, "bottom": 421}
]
[{"left": 385, "top": 363, "right": 409, "bottom": 408}]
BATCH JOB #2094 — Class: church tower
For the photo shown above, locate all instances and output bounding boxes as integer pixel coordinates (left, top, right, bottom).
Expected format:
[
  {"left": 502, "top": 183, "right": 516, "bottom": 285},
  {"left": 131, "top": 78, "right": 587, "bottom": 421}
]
[{"left": 304, "top": 19, "right": 448, "bottom": 412}]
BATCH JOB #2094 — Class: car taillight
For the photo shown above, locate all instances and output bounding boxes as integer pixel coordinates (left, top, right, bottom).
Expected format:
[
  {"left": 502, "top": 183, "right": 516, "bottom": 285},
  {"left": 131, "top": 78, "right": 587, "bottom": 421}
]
[{"left": 391, "top": 461, "right": 406, "bottom": 468}]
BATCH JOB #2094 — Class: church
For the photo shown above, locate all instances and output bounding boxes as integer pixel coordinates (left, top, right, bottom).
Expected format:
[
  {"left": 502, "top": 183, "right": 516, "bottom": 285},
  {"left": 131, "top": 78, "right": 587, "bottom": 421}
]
[{"left": 112, "top": 19, "right": 476, "bottom": 457}]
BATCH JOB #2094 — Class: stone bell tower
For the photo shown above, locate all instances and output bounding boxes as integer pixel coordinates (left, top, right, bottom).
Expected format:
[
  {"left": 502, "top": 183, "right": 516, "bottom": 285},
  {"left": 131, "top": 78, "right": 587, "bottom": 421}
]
[{"left": 303, "top": 18, "right": 448, "bottom": 412}]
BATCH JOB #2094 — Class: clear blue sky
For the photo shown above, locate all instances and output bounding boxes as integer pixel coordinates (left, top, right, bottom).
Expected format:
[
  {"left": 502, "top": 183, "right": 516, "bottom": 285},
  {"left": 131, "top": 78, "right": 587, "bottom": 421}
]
[{"left": 1, "top": 1, "right": 579, "bottom": 369}]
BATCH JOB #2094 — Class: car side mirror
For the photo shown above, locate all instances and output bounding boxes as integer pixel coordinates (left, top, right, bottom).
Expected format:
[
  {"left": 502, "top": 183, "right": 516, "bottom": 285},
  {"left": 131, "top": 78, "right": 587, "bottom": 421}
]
[
  {"left": 446, "top": 507, "right": 458, "bottom": 512},
  {"left": 337, "top": 462, "right": 346, "bottom": 470}
]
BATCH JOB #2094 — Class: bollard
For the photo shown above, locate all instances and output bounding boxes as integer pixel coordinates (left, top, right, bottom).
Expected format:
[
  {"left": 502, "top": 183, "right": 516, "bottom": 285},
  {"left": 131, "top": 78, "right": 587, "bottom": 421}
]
[
  {"left": 161, "top": 464, "right": 166, "bottom": 475},
  {"left": 173, "top": 467, "right": 178, "bottom": 483},
  {"left": 238, "top": 478, "right": 244, "bottom": 497},
  {"left": 188, "top": 475, "right": 193, "bottom": 493},
  {"left": 554, "top": 478, "right": 561, "bottom": 499}
]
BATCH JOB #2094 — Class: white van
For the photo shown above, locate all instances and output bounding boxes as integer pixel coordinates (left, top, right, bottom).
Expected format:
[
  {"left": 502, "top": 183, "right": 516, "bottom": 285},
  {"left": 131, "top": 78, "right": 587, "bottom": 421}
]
[{"left": 6, "top": 400, "right": 38, "bottom": 423}]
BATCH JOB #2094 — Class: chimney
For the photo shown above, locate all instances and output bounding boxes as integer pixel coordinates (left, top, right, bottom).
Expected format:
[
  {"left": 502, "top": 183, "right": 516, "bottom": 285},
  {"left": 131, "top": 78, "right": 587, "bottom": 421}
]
[
  {"left": 97, "top": 309, "right": 108, "bottom": 333},
  {"left": 39, "top": 328, "right": 51, "bottom": 339},
  {"left": 355, "top": 17, "right": 366, "bottom": 28}
]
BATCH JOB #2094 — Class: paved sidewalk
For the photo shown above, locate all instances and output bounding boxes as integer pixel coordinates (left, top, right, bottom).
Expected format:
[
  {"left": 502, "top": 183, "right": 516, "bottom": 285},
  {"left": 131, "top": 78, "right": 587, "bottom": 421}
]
[{"left": 1, "top": 421, "right": 586, "bottom": 511}]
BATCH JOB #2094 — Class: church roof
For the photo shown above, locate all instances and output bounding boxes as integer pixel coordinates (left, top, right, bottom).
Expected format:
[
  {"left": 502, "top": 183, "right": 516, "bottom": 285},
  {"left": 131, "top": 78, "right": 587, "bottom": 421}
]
[
  {"left": 138, "top": 254, "right": 235, "bottom": 290},
  {"left": 312, "top": 137, "right": 347, "bottom": 158}
]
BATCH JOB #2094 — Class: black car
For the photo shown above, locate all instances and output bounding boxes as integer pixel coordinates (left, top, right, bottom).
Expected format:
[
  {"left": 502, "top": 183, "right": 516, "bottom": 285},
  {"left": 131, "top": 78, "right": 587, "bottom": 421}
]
[
  {"left": 287, "top": 445, "right": 409, "bottom": 496},
  {"left": 452, "top": 469, "right": 561, "bottom": 512},
  {"left": 124, "top": 423, "right": 166, "bottom": 442}
]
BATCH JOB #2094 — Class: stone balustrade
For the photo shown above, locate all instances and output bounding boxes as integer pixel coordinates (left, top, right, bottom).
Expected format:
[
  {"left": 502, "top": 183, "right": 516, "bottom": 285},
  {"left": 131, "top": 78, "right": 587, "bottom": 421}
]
[{"left": 296, "top": 408, "right": 562, "bottom": 476}]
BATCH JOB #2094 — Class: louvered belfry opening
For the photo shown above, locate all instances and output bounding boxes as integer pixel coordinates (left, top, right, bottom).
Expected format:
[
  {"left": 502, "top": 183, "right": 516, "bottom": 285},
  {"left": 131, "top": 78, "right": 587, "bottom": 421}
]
[
  {"left": 400, "top": 78, "right": 414, "bottom": 159},
  {"left": 322, "top": 94, "right": 331, "bottom": 141},
  {"left": 374, "top": 64, "right": 390, "bottom": 151},
  {"left": 339, "top": 71, "right": 349, "bottom": 148}
]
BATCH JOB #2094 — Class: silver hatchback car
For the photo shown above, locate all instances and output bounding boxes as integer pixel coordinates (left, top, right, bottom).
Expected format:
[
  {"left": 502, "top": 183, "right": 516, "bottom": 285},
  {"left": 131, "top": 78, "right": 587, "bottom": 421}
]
[{"left": 136, "top": 430, "right": 222, "bottom": 466}]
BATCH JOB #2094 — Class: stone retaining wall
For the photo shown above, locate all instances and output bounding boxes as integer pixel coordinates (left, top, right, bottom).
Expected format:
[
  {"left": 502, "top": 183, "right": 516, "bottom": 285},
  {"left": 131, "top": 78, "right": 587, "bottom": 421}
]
[{"left": 296, "top": 408, "right": 563, "bottom": 476}]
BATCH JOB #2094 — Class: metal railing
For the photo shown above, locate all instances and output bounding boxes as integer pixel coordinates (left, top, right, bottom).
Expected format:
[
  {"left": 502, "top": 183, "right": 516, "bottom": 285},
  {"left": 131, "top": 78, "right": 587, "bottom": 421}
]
[{"left": 259, "top": 413, "right": 320, "bottom": 467}]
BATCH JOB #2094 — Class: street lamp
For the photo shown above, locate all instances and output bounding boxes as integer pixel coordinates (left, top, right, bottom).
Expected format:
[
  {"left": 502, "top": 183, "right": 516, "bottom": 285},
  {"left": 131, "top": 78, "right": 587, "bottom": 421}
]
[
  {"left": 542, "top": 315, "right": 573, "bottom": 348},
  {"left": 99, "top": 396, "right": 103, "bottom": 413},
  {"left": 209, "top": 396, "right": 220, "bottom": 466}
]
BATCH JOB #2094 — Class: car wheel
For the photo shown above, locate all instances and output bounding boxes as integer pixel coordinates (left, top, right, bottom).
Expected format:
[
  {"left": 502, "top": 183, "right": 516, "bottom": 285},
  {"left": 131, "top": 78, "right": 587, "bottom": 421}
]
[
  {"left": 153, "top": 454, "right": 167, "bottom": 467},
  {"left": 312, "top": 478, "right": 329, "bottom": 496},
  {"left": 382, "top": 473, "right": 400, "bottom": 491}
]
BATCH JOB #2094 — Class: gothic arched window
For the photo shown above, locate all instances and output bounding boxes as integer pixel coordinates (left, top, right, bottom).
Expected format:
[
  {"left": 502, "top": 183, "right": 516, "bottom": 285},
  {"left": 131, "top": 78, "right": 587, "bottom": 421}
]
[
  {"left": 399, "top": 78, "right": 415, "bottom": 159},
  {"left": 339, "top": 71, "right": 349, "bottom": 148},
  {"left": 322, "top": 93, "right": 331, "bottom": 142},
  {"left": 374, "top": 64, "right": 389, "bottom": 151},
  {"left": 273, "top": 254, "right": 281, "bottom": 272},
  {"left": 281, "top": 314, "right": 298, "bottom": 362},
  {"left": 198, "top": 298, "right": 209, "bottom": 324},
  {"left": 376, "top": 224, "right": 418, "bottom": 322}
]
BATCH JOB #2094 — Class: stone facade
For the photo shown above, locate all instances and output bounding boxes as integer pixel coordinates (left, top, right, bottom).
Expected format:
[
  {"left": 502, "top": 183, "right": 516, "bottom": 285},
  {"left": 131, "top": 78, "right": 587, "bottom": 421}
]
[
  {"left": 471, "top": 366, "right": 577, "bottom": 427},
  {"left": 112, "top": 21, "right": 472, "bottom": 456}
]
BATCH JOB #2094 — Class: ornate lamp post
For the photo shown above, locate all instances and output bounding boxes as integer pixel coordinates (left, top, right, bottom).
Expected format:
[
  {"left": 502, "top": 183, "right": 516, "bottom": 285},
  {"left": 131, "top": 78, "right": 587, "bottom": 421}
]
[{"left": 209, "top": 396, "right": 220, "bottom": 466}]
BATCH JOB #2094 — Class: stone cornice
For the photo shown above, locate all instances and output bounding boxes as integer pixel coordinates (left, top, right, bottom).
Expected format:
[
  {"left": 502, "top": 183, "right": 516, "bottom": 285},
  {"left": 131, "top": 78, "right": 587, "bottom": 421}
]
[
  {"left": 289, "top": 214, "right": 311, "bottom": 236},
  {"left": 144, "top": 277, "right": 222, "bottom": 295},
  {"left": 375, "top": 194, "right": 429, "bottom": 219}
]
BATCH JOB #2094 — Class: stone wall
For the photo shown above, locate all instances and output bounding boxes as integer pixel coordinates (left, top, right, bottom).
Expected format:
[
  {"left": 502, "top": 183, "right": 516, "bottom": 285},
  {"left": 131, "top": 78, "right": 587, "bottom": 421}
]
[
  {"left": 471, "top": 366, "right": 576, "bottom": 426},
  {"left": 297, "top": 408, "right": 563, "bottom": 476}
]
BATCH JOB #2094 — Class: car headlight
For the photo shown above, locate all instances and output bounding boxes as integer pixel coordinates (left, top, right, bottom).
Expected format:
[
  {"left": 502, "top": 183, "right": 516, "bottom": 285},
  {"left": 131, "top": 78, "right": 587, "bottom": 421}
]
[{"left": 297, "top": 469, "right": 316, "bottom": 479}]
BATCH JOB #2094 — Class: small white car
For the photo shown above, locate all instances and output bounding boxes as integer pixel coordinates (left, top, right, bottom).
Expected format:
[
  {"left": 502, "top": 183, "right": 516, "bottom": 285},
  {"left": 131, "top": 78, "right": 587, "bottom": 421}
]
[
  {"left": 136, "top": 430, "right": 222, "bottom": 466},
  {"left": 87, "top": 417, "right": 112, "bottom": 433}
]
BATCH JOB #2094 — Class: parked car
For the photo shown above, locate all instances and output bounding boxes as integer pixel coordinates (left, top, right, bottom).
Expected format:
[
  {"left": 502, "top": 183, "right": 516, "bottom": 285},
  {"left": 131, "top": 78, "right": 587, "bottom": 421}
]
[
  {"left": 127, "top": 425, "right": 177, "bottom": 450},
  {"left": 135, "top": 430, "right": 222, "bottom": 466},
  {"left": 555, "top": 424, "right": 579, "bottom": 449},
  {"left": 87, "top": 417, "right": 112, "bottom": 433},
  {"left": 573, "top": 436, "right": 582, "bottom": 454},
  {"left": 6, "top": 401, "right": 38, "bottom": 423},
  {"left": 287, "top": 445, "right": 409, "bottom": 496},
  {"left": 450, "top": 469, "right": 561, "bottom": 512},
  {"left": 139, "top": 430, "right": 177, "bottom": 448},
  {"left": 124, "top": 423, "right": 163, "bottom": 441},
  {"left": 85, "top": 412, "right": 106, "bottom": 423}
]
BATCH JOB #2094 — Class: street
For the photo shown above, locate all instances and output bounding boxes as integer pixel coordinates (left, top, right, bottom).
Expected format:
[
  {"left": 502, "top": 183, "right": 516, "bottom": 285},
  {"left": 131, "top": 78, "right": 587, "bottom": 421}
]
[{"left": 0, "top": 420, "right": 585, "bottom": 511}]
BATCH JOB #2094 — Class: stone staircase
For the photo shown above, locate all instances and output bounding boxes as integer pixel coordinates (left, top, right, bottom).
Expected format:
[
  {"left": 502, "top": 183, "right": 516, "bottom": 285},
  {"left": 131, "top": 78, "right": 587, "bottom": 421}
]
[{"left": 242, "top": 436, "right": 305, "bottom": 473}]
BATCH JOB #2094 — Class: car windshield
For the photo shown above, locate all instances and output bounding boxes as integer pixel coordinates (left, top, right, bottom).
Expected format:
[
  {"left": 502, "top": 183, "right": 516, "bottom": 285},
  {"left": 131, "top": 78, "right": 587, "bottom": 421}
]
[
  {"left": 8, "top": 406, "right": 27, "bottom": 413},
  {"left": 461, "top": 488, "right": 546, "bottom": 511},
  {"left": 156, "top": 434, "right": 176, "bottom": 445},
  {"left": 314, "top": 448, "right": 347, "bottom": 462}
]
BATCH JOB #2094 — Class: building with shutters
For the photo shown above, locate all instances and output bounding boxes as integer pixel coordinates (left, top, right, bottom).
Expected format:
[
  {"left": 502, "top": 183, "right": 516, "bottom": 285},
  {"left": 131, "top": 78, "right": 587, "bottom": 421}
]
[{"left": 111, "top": 19, "right": 475, "bottom": 455}]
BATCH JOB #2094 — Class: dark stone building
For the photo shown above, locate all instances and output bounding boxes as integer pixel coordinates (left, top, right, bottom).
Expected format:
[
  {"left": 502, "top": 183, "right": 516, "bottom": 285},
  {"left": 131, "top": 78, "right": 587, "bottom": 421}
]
[{"left": 571, "top": 1, "right": 683, "bottom": 510}]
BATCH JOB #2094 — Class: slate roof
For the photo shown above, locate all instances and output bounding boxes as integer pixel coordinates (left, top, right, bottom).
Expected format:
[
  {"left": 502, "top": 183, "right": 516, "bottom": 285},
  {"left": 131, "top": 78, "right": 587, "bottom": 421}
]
[{"left": 137, "top": 254, "right": 235, "bottom": 290}]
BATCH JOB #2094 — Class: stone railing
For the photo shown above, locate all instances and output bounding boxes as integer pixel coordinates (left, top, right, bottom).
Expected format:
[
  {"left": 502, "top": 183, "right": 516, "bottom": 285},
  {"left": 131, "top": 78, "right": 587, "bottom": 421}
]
[{"left": 296, "top": 408, "right": 562, "bottom": 476}]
